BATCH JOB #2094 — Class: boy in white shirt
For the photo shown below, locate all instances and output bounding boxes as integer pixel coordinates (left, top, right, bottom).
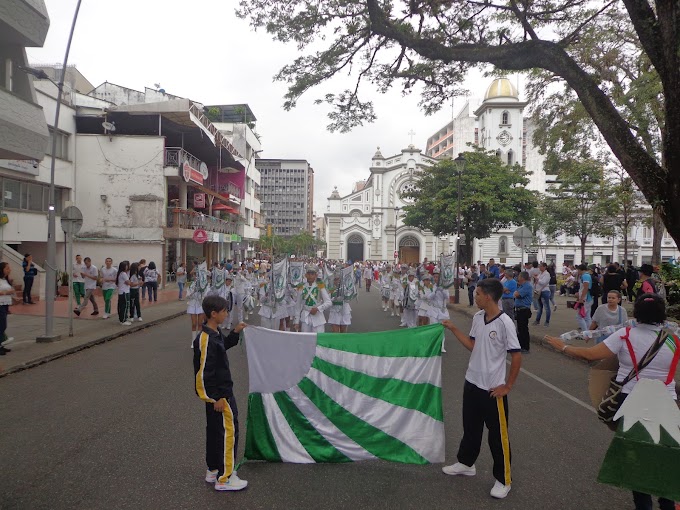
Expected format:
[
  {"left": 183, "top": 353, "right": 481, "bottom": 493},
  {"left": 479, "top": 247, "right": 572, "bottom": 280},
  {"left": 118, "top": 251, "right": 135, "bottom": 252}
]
[{"left": 442, "top": 278, "right": 522, "bottom": 500}]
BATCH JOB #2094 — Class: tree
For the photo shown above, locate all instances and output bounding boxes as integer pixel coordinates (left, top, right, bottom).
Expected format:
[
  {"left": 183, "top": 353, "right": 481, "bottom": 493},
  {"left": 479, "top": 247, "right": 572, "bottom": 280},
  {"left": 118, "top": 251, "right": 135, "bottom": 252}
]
[
  {"left": 543, "top": 159, "right": 618, "bottom": 262},
  {"left": 608, "top": 167, "right": 647, "bottom": 265},
  {"left": 400, "top": 149, "right": 536, "bottom": 264},
  {"left": 236, "top": 0, "right": 680, "bottom": 254}
]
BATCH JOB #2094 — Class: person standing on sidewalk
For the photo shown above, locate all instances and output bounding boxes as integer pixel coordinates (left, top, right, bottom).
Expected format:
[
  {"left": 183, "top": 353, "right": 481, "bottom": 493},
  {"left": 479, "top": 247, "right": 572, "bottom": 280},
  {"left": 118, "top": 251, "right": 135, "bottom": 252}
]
[
  {"left": 72, "top": 254, "right": 85, "bottom": 307},
  {"left": 176, "top": 262, "right": 187, "bottom": 300},
  {"left": 138, "top": 259, "right": 148, "bottom": 301},
  {"left": 575, "top": 264, "right": 593, "bottom": 331},
  {"left": 500, "top": 269, "right": 517, "bottom": 321},
  {"left": 22, "top": 254, "right": 37, "bottom": 305},
  {"left": 116, "top": 261, "right": 132, "bottom": 326},
  {"left": 129, "top": 262, "right": 143, "bottom": 322},
  {"left": 548, "top": 264, "right": 557, "bottom": 312},
  {"left": 441, "top": 279, "right": 522, "bottom": 500},
  {"left": 100, "top": 258, "right": 117, "bottom": 319},
  {"left": 533, "top": 263, "right": 552, "bottom": 327},
  {"left": 513, "top": 271, "right": 533, "bottom": 353},
  {"left": 144, "top": 261, "right": 159, "bottom": 302},
  {"left": 0, "top": 262, "right": 19, "bottom": 355},
  {"left": 73, "top": 257, "right": 99, "bottom": 317}
]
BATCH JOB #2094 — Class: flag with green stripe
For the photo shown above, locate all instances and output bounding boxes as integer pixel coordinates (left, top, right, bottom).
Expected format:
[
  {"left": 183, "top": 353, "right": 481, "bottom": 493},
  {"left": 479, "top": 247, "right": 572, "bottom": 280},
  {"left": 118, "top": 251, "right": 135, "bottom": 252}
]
[{"left": 244, "top": 324, "right": 445, "bottom": 464}]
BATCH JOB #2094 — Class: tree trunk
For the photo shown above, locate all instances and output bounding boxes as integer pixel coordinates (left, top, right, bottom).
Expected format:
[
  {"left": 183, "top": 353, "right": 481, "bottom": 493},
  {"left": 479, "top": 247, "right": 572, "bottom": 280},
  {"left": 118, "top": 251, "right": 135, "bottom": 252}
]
[
  {"left": 623, "top": 223, "right": 629, "bottom": 266},
  {"left": 652, "top": 208, "right": 663, "bottom": 266},
  {"left": 580, "top": 237, "right": 587, "bottom": 264}
]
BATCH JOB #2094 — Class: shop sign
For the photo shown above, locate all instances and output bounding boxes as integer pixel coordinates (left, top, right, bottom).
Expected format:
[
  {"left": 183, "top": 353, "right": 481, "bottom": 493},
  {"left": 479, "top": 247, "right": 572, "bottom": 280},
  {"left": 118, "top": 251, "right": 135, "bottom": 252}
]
[
  {"left": 193, "top": 228, "right": 208, "bottom": 244},
  {"left": 181, "top": 160, "right": 209, "bottom": 185},
  {"left": 193, "top": 193, "right": 205, "bottom": 208}
]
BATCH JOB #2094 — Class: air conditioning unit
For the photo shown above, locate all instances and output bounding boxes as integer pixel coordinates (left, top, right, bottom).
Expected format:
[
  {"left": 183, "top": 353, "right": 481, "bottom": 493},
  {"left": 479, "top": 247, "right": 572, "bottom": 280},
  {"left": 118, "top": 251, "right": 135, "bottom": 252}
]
[{"left": 4, "top": 191, "right": 11, "bottom": 200}]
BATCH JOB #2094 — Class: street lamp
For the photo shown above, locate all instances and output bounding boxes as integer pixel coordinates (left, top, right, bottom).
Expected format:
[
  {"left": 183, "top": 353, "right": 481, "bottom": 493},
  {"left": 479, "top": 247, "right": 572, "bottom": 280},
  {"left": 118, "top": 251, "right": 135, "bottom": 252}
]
[
  {"left": 24, "top": 0, "right": 83, "bottom": 342},
  {"left": 453, "top": 153, "right": 465, "bottom": 304},
  {"left": 394, "top": 206, "right": 400, "bottom": 263}
]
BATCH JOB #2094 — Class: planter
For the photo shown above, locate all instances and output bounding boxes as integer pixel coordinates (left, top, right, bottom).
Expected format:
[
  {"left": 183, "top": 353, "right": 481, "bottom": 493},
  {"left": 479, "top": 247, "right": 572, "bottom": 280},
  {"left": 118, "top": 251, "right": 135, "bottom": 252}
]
[{"left": 58, "top": 285, "right": 69, "bottom": 297}]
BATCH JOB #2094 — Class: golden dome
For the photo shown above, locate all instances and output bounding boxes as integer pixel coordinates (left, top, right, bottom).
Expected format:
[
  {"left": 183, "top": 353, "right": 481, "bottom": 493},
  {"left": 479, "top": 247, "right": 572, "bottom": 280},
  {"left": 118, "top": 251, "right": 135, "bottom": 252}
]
[{"left": 484, "top": 78, "right": 519, "bottom": 100}]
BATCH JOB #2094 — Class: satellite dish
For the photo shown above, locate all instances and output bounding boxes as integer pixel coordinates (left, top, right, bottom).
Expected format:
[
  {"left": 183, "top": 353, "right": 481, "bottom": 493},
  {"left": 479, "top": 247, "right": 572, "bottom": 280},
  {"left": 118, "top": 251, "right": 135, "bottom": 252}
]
[{"left": 102, "top": 121, "right": 116, "bottom": 132}]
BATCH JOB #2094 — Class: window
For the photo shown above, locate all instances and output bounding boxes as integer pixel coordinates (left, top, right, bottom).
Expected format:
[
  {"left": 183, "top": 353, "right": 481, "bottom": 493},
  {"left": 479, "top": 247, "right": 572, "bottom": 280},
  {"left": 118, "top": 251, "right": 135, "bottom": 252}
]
[
  {"left": 563, "top": 254, "right": 575, "bottom": 265},
  {"left": 3, "top": 179, "right": 20, "bottom": 209},
  {"left": 47, "top": 127, "right": 69, "bottom": 160},
  {"left": 507, "top": 150, "right": 514, "bottom": 166},
  {"left": 501, "top": 111, "right": 509, "bottom": 125}
]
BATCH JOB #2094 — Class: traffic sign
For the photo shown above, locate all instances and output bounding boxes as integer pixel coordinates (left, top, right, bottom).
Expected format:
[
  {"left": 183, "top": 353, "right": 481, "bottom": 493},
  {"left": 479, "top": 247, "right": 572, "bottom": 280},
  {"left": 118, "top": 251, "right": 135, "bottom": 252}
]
[
  {"left": 513, "top": 227, "right": 532, "bottom": 249},
  {"left": 60, "top": 206, "right": 83, "bottom": 235}
]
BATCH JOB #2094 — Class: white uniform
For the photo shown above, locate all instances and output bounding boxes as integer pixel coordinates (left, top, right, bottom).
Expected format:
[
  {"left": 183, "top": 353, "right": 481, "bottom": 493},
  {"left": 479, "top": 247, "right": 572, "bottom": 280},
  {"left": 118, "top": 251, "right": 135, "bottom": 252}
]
[
  {"left": 295, "top": 279, "right": 332, "bottom": 333},
  {"left": 402, "top": 279, "right": 419, "bottom": 328},
  {"left": 186, "top": 267, "right": 209, "bottom": 315},
  {"left": 328, "top": 284, "right": 352, "bottom": 326},
  {"left": 418, "top": 283, "right": 435, "bottom": 319},
  {"left": 428, "top": 284, "right": 450, "bottom": 323}
]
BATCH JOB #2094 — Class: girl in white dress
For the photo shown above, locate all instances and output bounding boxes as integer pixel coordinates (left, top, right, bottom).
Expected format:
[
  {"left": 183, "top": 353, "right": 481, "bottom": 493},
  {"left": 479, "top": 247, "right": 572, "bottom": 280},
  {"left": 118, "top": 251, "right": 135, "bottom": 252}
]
[
  {"left": 402, "top": 271, "right": 419, "bottom": 328},
  {"left": 328, "top": 273, "right": 352, "bottom": 333},
  {"left": 187, "top": 262, "right": 209, "bottom": 343}
]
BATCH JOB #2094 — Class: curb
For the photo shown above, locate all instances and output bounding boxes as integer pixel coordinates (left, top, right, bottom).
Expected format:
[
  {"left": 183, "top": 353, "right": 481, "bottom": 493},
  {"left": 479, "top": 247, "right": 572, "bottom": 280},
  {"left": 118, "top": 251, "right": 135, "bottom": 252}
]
[{"left": 0, "top": 310, "right": 186, "bottom": 378}]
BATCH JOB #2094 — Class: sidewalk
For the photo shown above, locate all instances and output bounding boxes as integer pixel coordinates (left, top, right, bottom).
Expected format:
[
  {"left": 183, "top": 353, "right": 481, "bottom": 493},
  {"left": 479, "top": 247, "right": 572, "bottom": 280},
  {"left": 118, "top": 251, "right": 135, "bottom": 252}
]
[{"left": 0, "top": 285, "right": 186, "bottom": 377}]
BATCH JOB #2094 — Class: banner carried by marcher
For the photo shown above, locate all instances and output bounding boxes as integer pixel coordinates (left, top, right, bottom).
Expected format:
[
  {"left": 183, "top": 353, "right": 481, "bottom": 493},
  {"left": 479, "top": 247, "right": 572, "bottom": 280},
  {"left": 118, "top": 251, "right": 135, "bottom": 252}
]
[
  {"left": 273, "top": 259, "right": 288, "bottom": 303},
  {"left": 342, "top": 265, "right": 357, "bottom": 301},
  {"left": 244, "top": 324, "right": 445, "bottom": 464},
  {"left": 440, "top": 254, "right": 456, "bottom": 289},
  {"left": 289, "top": 261, "right": 305, "bottom": 287}
]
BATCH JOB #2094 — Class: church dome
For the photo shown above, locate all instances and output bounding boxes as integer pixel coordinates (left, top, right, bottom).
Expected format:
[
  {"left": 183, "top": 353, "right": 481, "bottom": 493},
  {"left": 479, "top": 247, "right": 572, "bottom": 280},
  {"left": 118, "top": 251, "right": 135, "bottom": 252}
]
[{"left": 484, "top": 78, "right": 519, "bottom": 100}]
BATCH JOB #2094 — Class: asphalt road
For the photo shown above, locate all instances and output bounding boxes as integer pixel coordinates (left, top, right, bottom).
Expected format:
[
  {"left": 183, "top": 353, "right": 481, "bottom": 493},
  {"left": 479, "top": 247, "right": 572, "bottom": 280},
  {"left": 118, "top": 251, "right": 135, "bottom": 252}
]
[{"left": 0, "top": 288, "right": 633, "bottom": 510}]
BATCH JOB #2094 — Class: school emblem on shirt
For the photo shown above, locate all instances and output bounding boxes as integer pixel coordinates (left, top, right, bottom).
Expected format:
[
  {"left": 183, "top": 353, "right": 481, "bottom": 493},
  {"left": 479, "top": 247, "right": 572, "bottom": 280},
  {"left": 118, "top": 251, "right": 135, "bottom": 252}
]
[{"left": 489, "top": 330, "right": 498, "bottom": 340}]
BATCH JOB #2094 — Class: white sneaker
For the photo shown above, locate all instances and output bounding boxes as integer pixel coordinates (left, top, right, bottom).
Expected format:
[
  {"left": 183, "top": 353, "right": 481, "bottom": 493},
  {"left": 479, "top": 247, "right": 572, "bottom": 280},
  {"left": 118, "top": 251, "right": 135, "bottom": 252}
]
[
  {"left": 122, "top": 321, "right": 132, "bottom": 326},
  {"left": 442, "top": 462, "right": 476, "bottom": 476},
  {"left": 215, "top": 472, "right": 248, "bottom": 491},
  {"left": 138, "top": 317, "right": 143, "bottom": 322},
  {"left": 390, "top": 312, "right": 395, "bottom": 317},
  {"left": 2, "top": 336, "right": 15, "bottom": 345},
  {"left": 102, "top": 314, "right": 109, "bottom": 319},
  {"left": 205, "top": 469, "right": 218, "bottom": 483},
  {"left": 490, "top": 480, "right": 511, "bottom": 499}
]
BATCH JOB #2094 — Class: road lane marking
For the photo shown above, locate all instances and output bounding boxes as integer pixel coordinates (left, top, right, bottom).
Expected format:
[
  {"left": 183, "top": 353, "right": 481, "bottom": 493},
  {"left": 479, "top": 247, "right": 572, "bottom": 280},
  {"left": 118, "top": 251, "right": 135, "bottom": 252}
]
[{"left": 510, "top": 362, "right": 596, "bottom": 414}]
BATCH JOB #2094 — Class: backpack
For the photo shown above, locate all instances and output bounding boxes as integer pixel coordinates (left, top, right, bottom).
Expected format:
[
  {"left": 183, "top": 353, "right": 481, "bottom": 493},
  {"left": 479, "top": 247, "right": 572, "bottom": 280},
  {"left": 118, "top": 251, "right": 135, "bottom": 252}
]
[{"left": 590, "top": 274, "right": 601, "bottom": 298}]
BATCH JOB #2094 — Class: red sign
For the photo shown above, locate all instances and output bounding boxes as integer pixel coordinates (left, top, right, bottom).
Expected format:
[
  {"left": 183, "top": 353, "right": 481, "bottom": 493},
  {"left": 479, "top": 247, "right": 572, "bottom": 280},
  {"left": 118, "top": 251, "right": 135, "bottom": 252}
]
[
  {"left": 193, "top": 229, "right": 208, "bottom": 244},
  {"left": 182, "top": 160, "right": 208, "bottom": 185},
  {"left": 193, "top": 193, "right": 205, "bottom": 208}
]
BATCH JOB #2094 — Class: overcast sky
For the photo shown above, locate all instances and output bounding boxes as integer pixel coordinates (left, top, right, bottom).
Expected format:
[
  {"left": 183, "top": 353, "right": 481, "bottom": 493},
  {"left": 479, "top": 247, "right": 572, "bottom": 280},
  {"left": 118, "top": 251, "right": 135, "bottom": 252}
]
[{"left": 28, "top": 0, "right": 519, "bottom": 213}]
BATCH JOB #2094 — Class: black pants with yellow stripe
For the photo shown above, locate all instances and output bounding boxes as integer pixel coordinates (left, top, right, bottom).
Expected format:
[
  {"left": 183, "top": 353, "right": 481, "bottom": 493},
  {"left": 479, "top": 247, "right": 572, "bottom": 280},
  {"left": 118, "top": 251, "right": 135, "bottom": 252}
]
[
  {"left": 457, "top": 380, "right": 512, "bottom": 486},
  {"left": 205, "top": 396, "right": 239, "bottom": 483}
]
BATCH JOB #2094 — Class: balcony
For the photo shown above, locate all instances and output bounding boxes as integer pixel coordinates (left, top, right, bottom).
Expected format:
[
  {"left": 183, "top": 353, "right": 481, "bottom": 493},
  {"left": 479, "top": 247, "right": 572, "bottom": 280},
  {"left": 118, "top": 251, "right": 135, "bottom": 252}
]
[
  {"left": 0, "top": 88, "right": 49, "bottom": 160},
  {"left": 164, "top": 208, "right": 238, "bottom": 240}
]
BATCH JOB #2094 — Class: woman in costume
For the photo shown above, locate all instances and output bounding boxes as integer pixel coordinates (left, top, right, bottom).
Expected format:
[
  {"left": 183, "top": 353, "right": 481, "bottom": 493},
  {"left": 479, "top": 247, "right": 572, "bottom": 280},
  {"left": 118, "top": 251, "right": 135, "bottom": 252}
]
[{"left": 328, "top": 272, "right": 352, "bottom": 333}]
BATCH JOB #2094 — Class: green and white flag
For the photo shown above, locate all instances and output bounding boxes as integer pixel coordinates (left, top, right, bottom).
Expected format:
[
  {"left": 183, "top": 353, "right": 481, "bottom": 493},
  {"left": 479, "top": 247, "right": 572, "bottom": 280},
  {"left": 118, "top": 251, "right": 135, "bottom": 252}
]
[
  {"left": 273, "top": 259, "right": 288, "bottom": 303},
  {"left": 289, "top": 261, "right": 304, "bottom": 286},
  {"left": 244, "top": 324, "right": 445, "bottom": 464},
  {"left": 342, "top": 266, "right": 357, "bottom": 301},
  {"left": 440, "top": 255, "right": 456, "bottom": 289}
]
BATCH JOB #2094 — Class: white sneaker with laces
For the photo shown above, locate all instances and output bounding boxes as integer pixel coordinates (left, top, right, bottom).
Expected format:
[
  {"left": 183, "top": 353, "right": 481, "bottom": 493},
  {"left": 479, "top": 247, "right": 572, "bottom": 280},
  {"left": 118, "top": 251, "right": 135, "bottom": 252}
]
[
  {"left": 122, "top": 321, "right": 132, "bottom": 326},
  {"left": 442, "top": 462, "right": 476, "bottom": 476},
  {"left": 205, "top": 469, "right": 218, "bottom": 483},
  {"left": 138, "top": 317, "right": 143, "bottom": 322},
  {"left": 214, "top": 472, "right": 248, "bottom": 491},
  {"left": 490, "top": 480, "right": 511, "bottom": 499}
]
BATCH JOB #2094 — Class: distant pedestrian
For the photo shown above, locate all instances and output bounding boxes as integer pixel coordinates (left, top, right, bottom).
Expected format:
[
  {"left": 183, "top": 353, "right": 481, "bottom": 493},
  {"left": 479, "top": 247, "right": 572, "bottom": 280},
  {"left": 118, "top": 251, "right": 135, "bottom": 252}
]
[
  {"left": 575, "top": 264, "right": 593, "bottom": 331},
  {"left": 138, "top": 259, "right": 148, "bottom": 300},
  {"left": 73, "top": 257, "right": 99, "bottom": 317},
  {"left": 144, "top": 261, "right": 159, "bottom": 302},
  {"left": 129, "top": 262, "right": 143, "bottom": 322},
  {"left": 116, "top": 261, "right": 132, "bottom": 325},
  {"left": 363, "top": 264, "right": 373, "bottom": 291},
  {"left": 548, "top": 264, "right": 557, "bottom": 312},
  {"left": 500, "top": 269, "right": 517, "bottom": 320},
  {"left": 72, "top": 254, "right": 85, "bottom": 306},
  {"left": 532, "top": 263, "right": 551, "bottom": 327},
  {"left": 176, "top": 262, "right": 187, "bottom": 300},
  {"left": 513, "top": 271, "right": 533, "bottom": 352},
  {"left": 0, "top": 262, "right": 19, "bottom": 355},
  {"left": 22, "top": 254, "right": 37, "bottom": 304},
  {"left": 100, "top": 258, "right": 117, "bottom": 319}
]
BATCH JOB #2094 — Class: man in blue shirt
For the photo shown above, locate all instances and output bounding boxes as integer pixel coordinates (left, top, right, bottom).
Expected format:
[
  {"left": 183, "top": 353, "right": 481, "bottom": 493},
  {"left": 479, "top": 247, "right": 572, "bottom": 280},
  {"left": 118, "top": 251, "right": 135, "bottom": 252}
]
[
  {"left": 501, "top": 268, "right": 518, "bottom": 320},
  {"left": 487, "top": 258, "right": 501, "bottom": 279},
  {"left": 513, "top": 271, "right": 533, "bottom": 352}
]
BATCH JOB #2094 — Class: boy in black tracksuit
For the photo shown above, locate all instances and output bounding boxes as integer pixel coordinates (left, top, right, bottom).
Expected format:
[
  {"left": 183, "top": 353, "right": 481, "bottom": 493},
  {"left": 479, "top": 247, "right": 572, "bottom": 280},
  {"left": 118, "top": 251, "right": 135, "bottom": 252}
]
[{"left": 193, "top": 295, "right": 248, "bottom": 491}]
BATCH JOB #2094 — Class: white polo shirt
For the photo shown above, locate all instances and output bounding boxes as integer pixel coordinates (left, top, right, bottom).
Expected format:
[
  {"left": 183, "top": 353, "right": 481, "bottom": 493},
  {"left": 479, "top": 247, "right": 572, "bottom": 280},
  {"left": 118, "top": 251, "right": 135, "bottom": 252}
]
[
  {"left": 466, "top": 310, "right": 522, "bottom": 391},
  {"left": 82, "top": 265, "right": 99, "bottom": 290}
]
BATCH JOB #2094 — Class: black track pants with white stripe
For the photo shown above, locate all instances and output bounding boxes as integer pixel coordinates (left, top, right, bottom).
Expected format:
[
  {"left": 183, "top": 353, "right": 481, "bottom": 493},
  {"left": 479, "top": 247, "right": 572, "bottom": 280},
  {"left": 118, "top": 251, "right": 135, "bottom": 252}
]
[{"left": 457, "top": 380, "right": 512, "bottom": 486}]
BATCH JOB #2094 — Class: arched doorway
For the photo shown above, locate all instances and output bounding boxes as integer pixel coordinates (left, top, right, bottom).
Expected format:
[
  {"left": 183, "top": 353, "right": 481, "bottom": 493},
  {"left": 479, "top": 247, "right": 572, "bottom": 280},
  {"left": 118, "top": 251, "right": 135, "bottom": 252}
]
[
  {"left": 346, "top": 234, "right": 364, "bottom": 262},
  {"left": 399, "top": 235, "right": 420, "bottom": 264}
]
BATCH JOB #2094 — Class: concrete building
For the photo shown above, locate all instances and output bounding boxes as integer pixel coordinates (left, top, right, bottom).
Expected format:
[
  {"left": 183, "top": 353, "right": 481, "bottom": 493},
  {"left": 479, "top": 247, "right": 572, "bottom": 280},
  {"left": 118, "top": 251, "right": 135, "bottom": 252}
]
[
  {"left": 8, "top": 68, "right": 262, "bottom": 286},
  {"left": 0, "top": 0, "right": 50, "bottom": 162},
  {"left": 325, "top": 146, "right": 453, "bottom": 263},
  {"left": 255, "top": 159, "right": 314, "bottom": 236}
]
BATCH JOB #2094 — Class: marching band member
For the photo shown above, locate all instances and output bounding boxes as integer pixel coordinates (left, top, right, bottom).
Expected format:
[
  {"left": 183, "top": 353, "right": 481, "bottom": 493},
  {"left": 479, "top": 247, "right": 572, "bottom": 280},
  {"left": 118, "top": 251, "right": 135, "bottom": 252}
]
[
  {"left": 402, "top": 270, "right": 419, "bottom": 328},
  {"left": 380, "top": 265, "right": 392, "bottom": 312},
  {"left": 328, "top": 271, "right": 352, "bottom": 333},
  {"left": 295, "top": 265, "right": 332, "bottom": 333},
  {"left": 257, "top": 271, "right": 278, "bottom": 330},
  {"left": 418, "top": 273, "right": 434, "bottom": 326}
]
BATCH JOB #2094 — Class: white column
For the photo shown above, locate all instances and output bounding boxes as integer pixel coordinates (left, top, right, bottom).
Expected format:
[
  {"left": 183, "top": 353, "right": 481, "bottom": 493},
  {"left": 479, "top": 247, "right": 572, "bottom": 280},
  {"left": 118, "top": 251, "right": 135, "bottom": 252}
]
[{"left": 179, "top": 182, "right": 188, "bottom": 209}]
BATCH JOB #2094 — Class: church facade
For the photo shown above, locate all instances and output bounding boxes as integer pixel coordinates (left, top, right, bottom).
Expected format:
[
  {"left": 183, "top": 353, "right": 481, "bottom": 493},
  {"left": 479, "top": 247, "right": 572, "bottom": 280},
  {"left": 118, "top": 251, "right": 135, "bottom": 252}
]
[{"left": 326, "top": 77, "right": 679, "bottom": 266}]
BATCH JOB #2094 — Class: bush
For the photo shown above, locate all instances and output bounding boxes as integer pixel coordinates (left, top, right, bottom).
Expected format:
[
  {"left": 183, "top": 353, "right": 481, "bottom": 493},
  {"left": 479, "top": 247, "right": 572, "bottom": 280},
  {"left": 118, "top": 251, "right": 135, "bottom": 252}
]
[{"left": 667, "top": 304, "right": 680, "bottom": 321}]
